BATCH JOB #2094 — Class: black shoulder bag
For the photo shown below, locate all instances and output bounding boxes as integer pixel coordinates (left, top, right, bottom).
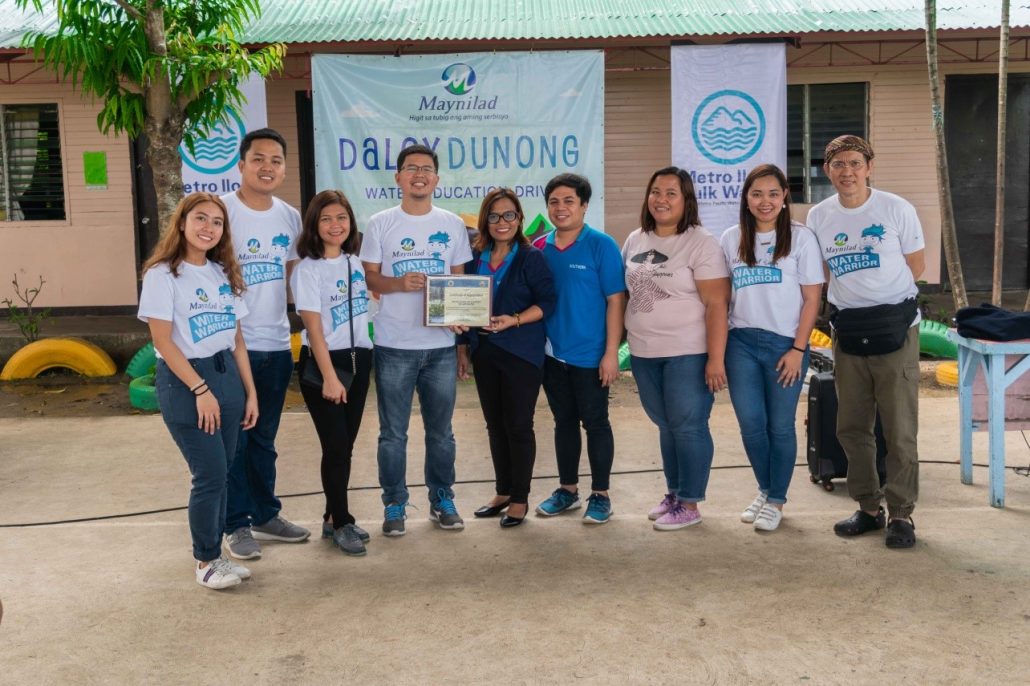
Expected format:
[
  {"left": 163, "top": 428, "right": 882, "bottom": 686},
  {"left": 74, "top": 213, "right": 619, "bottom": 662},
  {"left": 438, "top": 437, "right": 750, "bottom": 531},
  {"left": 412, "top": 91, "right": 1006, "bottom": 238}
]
[
  {"left": 299, "top": 258, "right": 356, "bottom": 391},
  {"left": 830, "top": 297, "right": 918, "bottom": 356}
]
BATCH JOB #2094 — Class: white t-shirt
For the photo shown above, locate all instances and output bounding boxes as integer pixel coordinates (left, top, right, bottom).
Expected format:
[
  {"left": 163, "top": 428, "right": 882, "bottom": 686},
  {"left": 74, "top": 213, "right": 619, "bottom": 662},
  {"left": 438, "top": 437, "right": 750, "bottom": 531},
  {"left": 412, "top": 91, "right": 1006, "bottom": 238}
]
[
  {"left": 720, "top": 222, "right": 825, "bottom": 339},
  {"left": 622, "top": 226, "right": 730, "bottom": 357},
  {"left": 290, "top": 254, "right": 373, "bottom": 351},
  {"left": 807, "top": 188, "right": 924, "bottom": 314},
  {"left": 358, "top": 205, "right": 472, "bottom": 349},
  {"left": 223, "top": 192, "right": 301, "bottom": 351},
  {"left": 137, "top": 261, "right": 248, "bottom": 359}
]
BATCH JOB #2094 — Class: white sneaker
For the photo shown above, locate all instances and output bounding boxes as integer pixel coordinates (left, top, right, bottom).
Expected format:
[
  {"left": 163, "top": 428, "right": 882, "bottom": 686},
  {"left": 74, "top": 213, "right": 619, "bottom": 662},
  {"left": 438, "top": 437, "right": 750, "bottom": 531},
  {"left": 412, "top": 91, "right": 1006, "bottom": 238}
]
[
  {"left": 753, "top": 503, "right": 783, "bottom": 532},
  {"left": 195, "top": 558, "right": 242, "bottom": 590},
  {"left": 220, "top": 555, "right": 251, "bottom": 580},
  {"left": 740, "top": 492, "right": 768, "bottom": 523}
]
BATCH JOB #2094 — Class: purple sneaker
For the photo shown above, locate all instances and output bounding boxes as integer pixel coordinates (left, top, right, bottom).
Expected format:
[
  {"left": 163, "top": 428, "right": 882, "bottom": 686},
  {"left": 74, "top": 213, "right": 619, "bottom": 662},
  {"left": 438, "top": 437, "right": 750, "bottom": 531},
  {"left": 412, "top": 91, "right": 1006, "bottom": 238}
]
[
  {"left": 648, "top": 493, "right": 677, "bottom": 521},
  {"left": 653, "top": 503, "right": 702, "bottom": 531}
]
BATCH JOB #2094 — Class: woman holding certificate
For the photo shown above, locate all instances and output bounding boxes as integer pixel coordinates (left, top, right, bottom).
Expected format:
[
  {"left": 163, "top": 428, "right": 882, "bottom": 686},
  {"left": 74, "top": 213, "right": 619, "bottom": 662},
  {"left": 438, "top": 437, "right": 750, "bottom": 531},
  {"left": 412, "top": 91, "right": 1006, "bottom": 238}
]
[
  {"left": 291, "top": 190, "right": 374, "bottom": 556},
  {"left": 457, "top": 188, "right": 556, "bottom": 528}
]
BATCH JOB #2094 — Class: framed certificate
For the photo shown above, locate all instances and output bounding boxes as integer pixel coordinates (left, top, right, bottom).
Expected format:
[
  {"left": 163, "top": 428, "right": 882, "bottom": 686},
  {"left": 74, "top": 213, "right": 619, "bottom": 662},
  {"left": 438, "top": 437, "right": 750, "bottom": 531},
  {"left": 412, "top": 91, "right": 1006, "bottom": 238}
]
[{"left": 424, "top": 275, "right": 493, "bottom": 327}]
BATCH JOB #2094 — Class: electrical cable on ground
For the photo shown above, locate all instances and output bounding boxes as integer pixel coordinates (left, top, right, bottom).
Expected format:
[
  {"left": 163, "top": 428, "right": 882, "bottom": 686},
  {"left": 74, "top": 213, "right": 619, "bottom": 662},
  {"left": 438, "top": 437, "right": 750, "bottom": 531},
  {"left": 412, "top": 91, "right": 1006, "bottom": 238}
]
[{"left": 0, "top": 459, "right": 1021, "bottom": 529}]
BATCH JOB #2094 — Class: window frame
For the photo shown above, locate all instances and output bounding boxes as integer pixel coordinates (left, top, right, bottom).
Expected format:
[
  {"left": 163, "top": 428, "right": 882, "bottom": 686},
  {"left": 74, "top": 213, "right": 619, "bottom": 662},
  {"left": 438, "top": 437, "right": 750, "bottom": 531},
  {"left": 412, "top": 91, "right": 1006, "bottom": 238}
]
[{"left": 0, "top": 101, "right": 68, "bottom": 223}]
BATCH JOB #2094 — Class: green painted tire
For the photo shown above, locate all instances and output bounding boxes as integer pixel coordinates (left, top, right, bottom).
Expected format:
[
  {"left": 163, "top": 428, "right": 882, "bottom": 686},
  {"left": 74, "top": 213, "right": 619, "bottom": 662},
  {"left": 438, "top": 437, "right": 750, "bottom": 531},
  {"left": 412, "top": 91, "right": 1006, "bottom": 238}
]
[
  {"left": 618, "top": 341, "right": 631, "bottom": 372},
  {"left": 128, "top": 373, "right": 159, "bottom": 411},
  {"left": 918, "top": 319, "right": 958, "bottom": 358},
  {"left": 125, "top": 342, "right": 157, "bottom": 379}
]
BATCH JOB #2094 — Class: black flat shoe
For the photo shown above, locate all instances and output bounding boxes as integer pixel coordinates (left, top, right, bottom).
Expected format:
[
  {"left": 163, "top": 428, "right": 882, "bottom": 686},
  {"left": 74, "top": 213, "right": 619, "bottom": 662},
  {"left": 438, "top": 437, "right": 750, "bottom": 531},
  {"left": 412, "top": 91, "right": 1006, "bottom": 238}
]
[
  {"left": 885, "top": 518, "right": 916, "bottom": 549},
  {"left": 500, "top": 514, "right": 525, "bottom": 528},
  {"left": 474, "top": 500, "right": 510, "bottom": 518},
  {"left": 833, "top": 507, "right": 886, "bottom": 536}
]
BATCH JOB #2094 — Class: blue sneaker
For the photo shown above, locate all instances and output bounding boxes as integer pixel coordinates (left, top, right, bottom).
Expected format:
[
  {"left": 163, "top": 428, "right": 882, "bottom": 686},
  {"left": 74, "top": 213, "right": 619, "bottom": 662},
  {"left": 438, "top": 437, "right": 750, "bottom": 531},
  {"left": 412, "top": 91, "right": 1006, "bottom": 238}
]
[
  {"left": 583, "top": 493, "right": 612, "bottom": 524},
  {"left": 535, "top": 488, "right": 581, "bottom": 516},
  {"left": 429, "top": 490, "right": 465, "bottom": 530},
  {"left": 382, "top": 503, "right": 407, "bottom": 537}
]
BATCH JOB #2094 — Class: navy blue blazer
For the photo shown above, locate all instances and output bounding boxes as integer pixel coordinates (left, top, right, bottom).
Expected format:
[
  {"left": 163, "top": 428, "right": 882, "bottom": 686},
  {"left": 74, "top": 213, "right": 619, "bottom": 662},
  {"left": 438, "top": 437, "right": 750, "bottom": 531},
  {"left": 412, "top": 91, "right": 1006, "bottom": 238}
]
[{"left": 461, "top": 244, "right": 557, "bottom": 368}]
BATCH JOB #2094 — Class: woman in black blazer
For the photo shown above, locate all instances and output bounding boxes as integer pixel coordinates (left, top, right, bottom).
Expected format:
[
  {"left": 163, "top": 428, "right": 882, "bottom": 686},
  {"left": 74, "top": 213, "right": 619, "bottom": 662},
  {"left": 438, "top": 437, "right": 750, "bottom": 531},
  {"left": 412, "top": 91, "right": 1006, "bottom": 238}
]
[{"left": 457, "top": 188, "right": 557, "bottom": 527}]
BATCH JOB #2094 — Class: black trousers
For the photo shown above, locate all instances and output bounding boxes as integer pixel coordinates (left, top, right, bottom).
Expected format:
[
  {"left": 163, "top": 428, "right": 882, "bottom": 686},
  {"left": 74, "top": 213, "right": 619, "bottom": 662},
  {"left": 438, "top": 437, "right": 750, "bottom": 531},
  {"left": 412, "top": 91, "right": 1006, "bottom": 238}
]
[
  {"left": 471, "top": 339, "right": 542, "bottom": 504},
  {"left": 298, "top": 346, "right": 372, "bottom": 529},
  {"left": 542, "top": 356, "right": 614, "bottom": 492}
]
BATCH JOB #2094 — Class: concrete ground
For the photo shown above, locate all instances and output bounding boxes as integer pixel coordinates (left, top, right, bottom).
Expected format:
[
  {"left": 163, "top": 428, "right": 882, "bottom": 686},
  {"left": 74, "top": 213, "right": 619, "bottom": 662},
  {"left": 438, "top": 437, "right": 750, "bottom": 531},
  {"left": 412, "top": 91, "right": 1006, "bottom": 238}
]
[{"left": 2, "top": 378, "right": 1030, "bottom": 684}]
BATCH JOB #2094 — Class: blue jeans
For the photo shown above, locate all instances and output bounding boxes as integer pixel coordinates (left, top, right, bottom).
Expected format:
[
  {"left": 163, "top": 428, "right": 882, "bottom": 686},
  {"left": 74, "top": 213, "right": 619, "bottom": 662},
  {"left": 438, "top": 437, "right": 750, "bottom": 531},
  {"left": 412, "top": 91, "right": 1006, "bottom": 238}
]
[
  {"left": 374, "top": 345, "right": 458, "bottom": 506},
  {"left": 156, "top": 350, "right": 245, "bottom": 562},
  {"left": 224, "top": 349, "right": 293, "bottom": 533},
  {"left": 630, "top": 354, "right": 714, "bottom": 503},
  {"left": 725, "top": 327, "right": 810, "bottom": 504}
]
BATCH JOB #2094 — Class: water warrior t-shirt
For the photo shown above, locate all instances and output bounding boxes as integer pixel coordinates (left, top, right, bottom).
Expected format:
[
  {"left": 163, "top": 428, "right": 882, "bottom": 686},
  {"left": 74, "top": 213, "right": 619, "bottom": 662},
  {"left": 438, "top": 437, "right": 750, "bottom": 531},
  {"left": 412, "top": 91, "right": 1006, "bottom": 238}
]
[
  {"left": 358, "top": 205, "right": 472, "bottom": 350},
  {"left": 806, "top": 188, "right": 924, "bottom": 315},
  {"left": 137, "top": 260, "right": 248, "bottom": 359},
  {"left": 290, "top": 254, "right": 373, "bottom": 351},
  {"left": 222, "top": 192, "right": 301, "bottom": 352},
  {"left": 720, "top": 222, "right": 825, "bottom": 339},
  {"left": 622, "top": 226, "right": 729, "bottom": 358}
]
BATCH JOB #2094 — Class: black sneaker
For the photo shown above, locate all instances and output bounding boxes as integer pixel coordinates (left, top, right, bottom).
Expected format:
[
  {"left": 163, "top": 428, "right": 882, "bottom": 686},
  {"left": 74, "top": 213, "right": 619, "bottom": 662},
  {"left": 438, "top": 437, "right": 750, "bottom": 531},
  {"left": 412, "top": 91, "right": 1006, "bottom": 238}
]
[
  {"left": 833, "top": 507, "right": 886, "bottom": 536},
  {"left": 885, "top": 518, "right": 916, "bottom": 549}
]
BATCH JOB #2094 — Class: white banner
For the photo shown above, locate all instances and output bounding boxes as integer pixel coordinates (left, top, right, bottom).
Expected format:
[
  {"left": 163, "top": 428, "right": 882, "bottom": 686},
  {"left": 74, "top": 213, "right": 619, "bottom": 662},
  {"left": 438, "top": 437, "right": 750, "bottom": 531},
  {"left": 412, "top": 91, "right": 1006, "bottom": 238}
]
[
  {"left": 311, "top": 51, "right": 605, "bottom": 233},
  {"left": 671, "top": 44, "right": 786, "bottom": 236},
  {"left": 179, "top": 75, "right": 268, "bottom": 195}
]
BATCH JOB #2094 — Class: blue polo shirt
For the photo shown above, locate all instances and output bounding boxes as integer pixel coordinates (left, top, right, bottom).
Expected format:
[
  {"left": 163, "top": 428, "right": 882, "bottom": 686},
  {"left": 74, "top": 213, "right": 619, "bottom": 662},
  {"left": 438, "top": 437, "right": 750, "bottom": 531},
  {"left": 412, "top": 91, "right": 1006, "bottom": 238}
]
[{"left": 534, "top": 225, "right": 625, "bottom": 368}]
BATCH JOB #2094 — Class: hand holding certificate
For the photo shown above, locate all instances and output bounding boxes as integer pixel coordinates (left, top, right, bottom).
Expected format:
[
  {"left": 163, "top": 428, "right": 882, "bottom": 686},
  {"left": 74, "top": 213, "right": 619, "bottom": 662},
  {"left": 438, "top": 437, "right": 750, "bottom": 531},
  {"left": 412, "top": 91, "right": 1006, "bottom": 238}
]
[{"left": 424, "top": 275, "right": 493, "bottom": 327}]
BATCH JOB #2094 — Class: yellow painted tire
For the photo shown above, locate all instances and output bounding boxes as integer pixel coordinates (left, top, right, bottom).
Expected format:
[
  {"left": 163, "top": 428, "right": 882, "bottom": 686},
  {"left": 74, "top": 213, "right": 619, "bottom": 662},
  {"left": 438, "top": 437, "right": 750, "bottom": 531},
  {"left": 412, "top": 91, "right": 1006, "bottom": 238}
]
[
  {"left": 290, "top": 332, "right": 302, "bottom": 363},
  {"left": 0, "top": 337, "right": 117, "bottom": 380},
  {"left": 809, "top": 329, "right": 832, "bottom": 349},
  {"left": 935, "top": 360, "right": 959, "bottom": 387}
]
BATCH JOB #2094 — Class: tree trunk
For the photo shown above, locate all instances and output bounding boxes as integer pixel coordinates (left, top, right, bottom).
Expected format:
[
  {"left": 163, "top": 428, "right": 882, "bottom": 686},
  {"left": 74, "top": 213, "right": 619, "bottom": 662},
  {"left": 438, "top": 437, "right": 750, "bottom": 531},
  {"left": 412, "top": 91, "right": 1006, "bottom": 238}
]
[
  {"left": 995, "top": 0, "right": 1010, "bottom": 306},
  {"left": 925, "top": 0, "right": 968, "bottom": 311}
]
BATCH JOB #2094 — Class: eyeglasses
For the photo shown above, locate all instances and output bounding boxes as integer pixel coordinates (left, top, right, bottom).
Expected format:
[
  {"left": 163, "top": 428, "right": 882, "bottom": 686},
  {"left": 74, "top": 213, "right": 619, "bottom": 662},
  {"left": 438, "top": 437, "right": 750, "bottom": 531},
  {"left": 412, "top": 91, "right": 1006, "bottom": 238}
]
[
  {"left": 828, "top": 159, "right": 866, "bottom": 171},
  {"left": 487, "top": 211, "right": 519, "bottom": 224},
  {"left": 400, "top": 165, "right": 437, "bottom": 175}
]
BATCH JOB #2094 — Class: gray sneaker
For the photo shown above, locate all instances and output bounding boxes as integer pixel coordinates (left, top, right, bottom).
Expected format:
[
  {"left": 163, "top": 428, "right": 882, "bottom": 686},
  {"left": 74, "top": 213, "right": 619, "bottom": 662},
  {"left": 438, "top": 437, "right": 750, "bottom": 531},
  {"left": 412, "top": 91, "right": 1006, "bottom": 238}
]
[
  {"left": 322, "top": 520, "right": 370, "bottom": 542},
  {"left": 382, "top": 503, "right": 407, "bottom": 537},
  {"left": 332, "top": 524, "right": 367, "bottom": 556},
  {"left": 252, "top": 515, "right": 311, "bottom": 543},
  {"left": 225, "top": 527, "right": 261, "bottom": 560},
  {"left": 429, "top": 496, "right": 465, "bottom": 531}
]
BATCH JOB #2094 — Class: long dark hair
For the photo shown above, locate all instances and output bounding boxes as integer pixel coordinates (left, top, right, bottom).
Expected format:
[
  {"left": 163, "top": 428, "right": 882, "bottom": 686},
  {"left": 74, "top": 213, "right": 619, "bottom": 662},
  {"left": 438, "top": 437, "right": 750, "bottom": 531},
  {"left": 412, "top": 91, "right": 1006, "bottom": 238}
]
[
  {"left": 474, "top": 187, "right": 529, "bottom": 252},
  {"left": 142, "top": 192, "right": 245, "bottom": 295},
  {"left": 737, "top": 164, "right": 793, "bottom": 267},
  {"left": 298, "top": 189, "right": 360, "bottom": 259},
  {"left": 640, "top": 166, "right": 700, "bottom": 234}
]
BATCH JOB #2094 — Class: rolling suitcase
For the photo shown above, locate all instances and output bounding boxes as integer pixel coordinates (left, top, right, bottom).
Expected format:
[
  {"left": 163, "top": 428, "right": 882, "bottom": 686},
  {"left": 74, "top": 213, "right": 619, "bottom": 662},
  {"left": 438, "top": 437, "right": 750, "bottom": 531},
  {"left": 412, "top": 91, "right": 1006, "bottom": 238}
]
[{"left": 806, "top": 371, "right": 887, "bottom": 491}]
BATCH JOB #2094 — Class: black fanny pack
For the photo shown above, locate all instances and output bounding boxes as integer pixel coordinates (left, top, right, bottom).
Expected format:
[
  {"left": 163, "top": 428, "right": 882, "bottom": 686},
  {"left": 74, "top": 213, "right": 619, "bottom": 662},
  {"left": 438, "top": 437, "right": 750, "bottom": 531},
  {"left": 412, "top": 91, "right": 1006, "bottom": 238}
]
[{"left": 830, "top": 298, "right": 917, "bottom": 356}]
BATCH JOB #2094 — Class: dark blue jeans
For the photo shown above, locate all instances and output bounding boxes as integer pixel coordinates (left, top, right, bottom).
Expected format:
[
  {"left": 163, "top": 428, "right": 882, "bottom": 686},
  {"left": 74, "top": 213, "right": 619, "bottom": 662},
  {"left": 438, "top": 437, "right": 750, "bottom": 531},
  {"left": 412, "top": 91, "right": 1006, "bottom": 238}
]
[
  {"left": 542, "top": 356, "right": 614, "bottom": 492},
  {"left": 156, "top": 350, "right": 245, "bottom": 562},
  {"left": 630, "top": 353, "right": 714, "bottom": 502},
  {"left": 224, "top": 348, "right": 293, "bottom": 533},
  {"left": 374, "top": 345, "right": 458, "bottom": 507},
  {"left": 725, "top": 327, "right": 809, "bottom": 504}
]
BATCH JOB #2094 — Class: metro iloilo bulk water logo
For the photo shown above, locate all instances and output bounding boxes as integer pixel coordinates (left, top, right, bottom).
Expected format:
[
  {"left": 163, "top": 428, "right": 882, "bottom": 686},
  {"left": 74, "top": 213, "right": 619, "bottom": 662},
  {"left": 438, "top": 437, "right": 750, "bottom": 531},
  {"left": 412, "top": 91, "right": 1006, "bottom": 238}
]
[
  {"left": 180, "top": 109, "right": 247, "bottom": 175},
  {"left": 691, "top": 90, "right": 765, "bottom": 166},
  {"left": 442, "top": 63, "right": 476, "bottom": 95}
]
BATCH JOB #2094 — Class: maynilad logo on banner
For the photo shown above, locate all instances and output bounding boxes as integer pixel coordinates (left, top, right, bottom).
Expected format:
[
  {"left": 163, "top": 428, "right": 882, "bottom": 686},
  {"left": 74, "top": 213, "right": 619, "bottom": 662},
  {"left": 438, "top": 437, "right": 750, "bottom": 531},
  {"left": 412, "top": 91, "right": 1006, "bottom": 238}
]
[
  {"left": 671, "top": 45, "right": 786, "bottom": 236},
  {"left": 311, "top": 51, "right": 605, "bottom": 229},
  {"left": 179, "top": 75, "right": 268, "bottom": 196}
]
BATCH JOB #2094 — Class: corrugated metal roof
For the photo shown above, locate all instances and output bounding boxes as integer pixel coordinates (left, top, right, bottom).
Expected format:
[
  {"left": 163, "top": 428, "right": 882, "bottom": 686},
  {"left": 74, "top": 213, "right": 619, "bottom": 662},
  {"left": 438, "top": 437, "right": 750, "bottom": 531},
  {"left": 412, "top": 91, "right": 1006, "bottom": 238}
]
[{"left": 1, "top": 0, "right": 1026, "bottom": 50}]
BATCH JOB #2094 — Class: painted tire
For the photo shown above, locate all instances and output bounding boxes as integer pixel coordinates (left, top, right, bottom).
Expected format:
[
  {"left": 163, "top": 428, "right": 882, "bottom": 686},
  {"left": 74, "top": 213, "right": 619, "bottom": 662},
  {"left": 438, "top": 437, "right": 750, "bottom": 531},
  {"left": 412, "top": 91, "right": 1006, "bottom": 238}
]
[
  {"left": 919, "top": 319, "right": 958, "bottom": 359},
  {"left": 935, "top": 360, "right": 959, "bottom": 387},
  {"left": 128, "top": 373, "right": 159, "bottom": 411},
  {"left": 125, "top": 341, "right": 157, "bottom": 378},
  {"left": 290, "top": 332, "right": 302, "bottom": 363},
  {"left": 618, "top": 340, "right": 631, "bottom": 372},
  {"left": 0, "top": 337, "right": 117, "bottom": 380},
  {"left": 809, "top": 329, "right": 832, "bottom": 349}
]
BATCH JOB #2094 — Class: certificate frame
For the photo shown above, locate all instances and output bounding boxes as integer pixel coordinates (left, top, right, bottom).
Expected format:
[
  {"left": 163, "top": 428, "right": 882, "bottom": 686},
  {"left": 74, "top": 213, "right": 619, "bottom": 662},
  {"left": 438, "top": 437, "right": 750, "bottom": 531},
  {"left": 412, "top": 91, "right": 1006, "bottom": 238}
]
[{"left": 423, "top": 275, "right": 493, "bottom": 327}]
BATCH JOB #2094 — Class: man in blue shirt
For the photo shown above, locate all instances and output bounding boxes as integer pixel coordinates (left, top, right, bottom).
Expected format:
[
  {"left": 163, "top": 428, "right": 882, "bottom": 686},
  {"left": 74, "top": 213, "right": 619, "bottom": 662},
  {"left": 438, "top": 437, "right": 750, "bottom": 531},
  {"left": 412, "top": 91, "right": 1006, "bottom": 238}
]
[{"left": 532, "top": 174, "right": 626, "bottom": 524}]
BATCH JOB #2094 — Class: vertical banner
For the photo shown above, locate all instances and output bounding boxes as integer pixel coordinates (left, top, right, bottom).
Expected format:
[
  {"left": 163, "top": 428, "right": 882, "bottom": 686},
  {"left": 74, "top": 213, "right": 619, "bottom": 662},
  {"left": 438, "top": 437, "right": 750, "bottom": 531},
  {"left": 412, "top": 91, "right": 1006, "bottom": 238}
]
[
  {"left": 311, "top": 51, "right": 604, "bottom": 232},
  {"left": 671, "top": 44, "right": 786, "bottom": 236},
  {"left": 179, "top": 75, "right": 268, "bottom": 195}
]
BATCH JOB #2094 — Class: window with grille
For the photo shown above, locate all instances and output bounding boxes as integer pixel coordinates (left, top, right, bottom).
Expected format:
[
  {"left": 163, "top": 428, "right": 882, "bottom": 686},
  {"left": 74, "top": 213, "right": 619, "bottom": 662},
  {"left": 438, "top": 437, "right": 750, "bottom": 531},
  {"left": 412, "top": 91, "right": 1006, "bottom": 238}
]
[
  {"left": 787, "top": 83, "right": 869, "bottom": 204},
  {"left": 0, "top": 103, "right": 66, "bottom": 221}
]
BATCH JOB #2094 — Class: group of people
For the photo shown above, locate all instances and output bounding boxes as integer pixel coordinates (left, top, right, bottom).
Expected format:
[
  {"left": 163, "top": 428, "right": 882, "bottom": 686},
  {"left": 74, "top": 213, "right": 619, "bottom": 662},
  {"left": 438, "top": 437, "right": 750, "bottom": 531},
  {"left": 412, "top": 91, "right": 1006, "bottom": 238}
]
[{"left": 139, "top": 128, "right": 925, "bottom": 591}]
